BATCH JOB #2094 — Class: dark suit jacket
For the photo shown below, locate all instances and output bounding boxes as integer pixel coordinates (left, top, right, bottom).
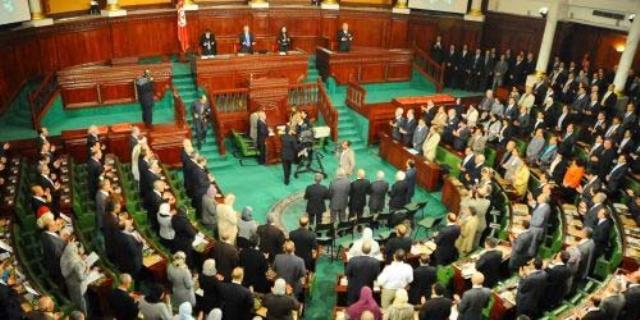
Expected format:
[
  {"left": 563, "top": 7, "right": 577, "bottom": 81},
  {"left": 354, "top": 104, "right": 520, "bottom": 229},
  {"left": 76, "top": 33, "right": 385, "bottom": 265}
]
[
  {"left": 117, "top": 231, "right": 143, "bottom": 277},
  {"left": 108, "top": 288, "right": 138, "bottom": 320},
  {"left": 349, "top": 178, "right": 371, "bottom": 212},
  {"left": 368, "top": 180, "right": 389, "bottom": 213},
  {"left": 607, "top": 164, "right": 629, "bottom": 191},
  {"left": 172, "top": 212, "right": 197, "bottom": 259},
  {"left": 458, "top": 287, "right": 491, "bottom": 320},
  {"left": 191, "top": 166, "right": 211, "bottom": 201},
  {"left": 475, "top": 249, "right": 503, "bottom": 288},
  {"left": 408, "top": 265, "right": 437, "bottom": 304},
  {"left": 281, "top": 134, "right": 298, "bottom": 162},
  {"left": 593, "top": 218, "right": 612, "bottom": 257},
  {"left": 388, "top": 180, "right": 409, "bottom": 210},
  {"left": 143, "top": 191, "right": 163, "bottom": 231},
  {"left": 385, "top": 236, "right": 412, "bottom": 264},
  {"left": 402, "top": 118, "right": 417, "bottom": 146},
  {"left": 596, "top": 148, "right": 617, "bottom": 178},
  {"left": 257, "top": 224, "right": 285, "bottom": 259},
  {"left": 516, "top": 270, "right": 548, "bottom": 316},
  {"left": 198, "top": 275, "right": 221, "bottom": 314},
  {"left": 87, "top": 134, "right": 100, "bottom": 155},
  {"left": 345, "top": 255, "right": 380, "bottom": 304},
  {"left": 86, "top": 157, "right": 103, "bottom": 199},
  {"left": 0, "top": 282, "right": 23, "bottom": 320},
  {"left": 432, "top": 224, "right": 461, "bottom": 265},
  {"left": 406, "top": 167, "right": 417, "bottom": 200},
  {"left": 304, "top": 183, "right": 329, "bottom": 217},
  {"left": 40, "top": 232, "right": 65, "bottom": 278},
  {"left": 238, "top": 32, "right": 255, "bottom": 53},
  {"left": 289, "top": 227, "right": 317, "bottom": 270},
  {"left": 623, "top": 285, "right": 640, "bottom": 320},
  {"left": 239, "top": 247, "right": 269, "bottom": 293},
  {"left": 558, "top": 133, "right": 577, "bottom": 156},
  {"left": 543, "top": 264, "right": 571, "bottom": 307},
  {"left": 419, "top": 296, "right": 452, "bottom": 320},
  {"left": 212, "top": 241, "right": 239, "bottom": 281},
  {"left": 219, "top": 282, "right": 254, "bottom": 320},
  {"left": 256, "top": 120, "right": 268, "bottom": 145},
  {"left": 336, "top": 30, "right": 353, "bottom": 52},
  {"left": 550, "top": 158, "right": 569, "bottom": 184}
]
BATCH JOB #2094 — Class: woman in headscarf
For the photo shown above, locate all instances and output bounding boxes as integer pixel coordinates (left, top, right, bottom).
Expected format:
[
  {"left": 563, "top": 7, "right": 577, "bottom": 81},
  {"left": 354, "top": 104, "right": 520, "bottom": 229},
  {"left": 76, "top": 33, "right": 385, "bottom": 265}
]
[
  {"left": 131, "top": 137, "right": 147, "bottom": 184},
  {"left": 197, "top": 259, "right": 221, "bottom": 315},
  {"left": 347, "top": 228, "right": 381, "bottom": 260},
  {"left": 345, "top": 286, "right": 382, "bottom": 320},
  {"left": 216, "top": 194, "right": 238, "bottom": 244},
  {"left": 261, "top": 278, "right": 301, "bottom": 320},
  {"left": 157, "top": 202, "right": 176, "bottom": 252},
  {"left": 139, "top": 282, "right": 173, "bottom": 320},
  {"left": 236, "top": 206, "right": 258, "bottom": 249},
  {"left": 60, "top": 240, "right": 89, "bottom": 314},
  {"left": 174, "top": 302, "right": 195, "bottom": 320},
  {"left": 167, "top": 251, "right": 196, "bottom": 309},
  {"left": 382, "top": 289, "right": 413, "bottom": 320}
]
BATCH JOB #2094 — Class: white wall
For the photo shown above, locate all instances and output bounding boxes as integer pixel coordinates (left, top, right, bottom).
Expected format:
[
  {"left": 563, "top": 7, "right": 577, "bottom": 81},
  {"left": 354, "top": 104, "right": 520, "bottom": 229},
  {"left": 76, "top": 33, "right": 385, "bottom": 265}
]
[{"left": 487, "top": 0, "right": 640, "bottom": 31}]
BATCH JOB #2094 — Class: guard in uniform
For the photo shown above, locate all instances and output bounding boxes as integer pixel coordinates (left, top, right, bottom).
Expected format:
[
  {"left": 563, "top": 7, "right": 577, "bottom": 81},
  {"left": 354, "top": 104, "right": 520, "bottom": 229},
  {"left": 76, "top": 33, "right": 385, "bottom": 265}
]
[
  {"left": 191, "top": 95, "right": 210, "bottom": 149},
  {"left": 336, "top": 23, "right": 353, "bottom": 52},
  {"left": 136, "top": 70, "right": 154, "bottom": 128}
]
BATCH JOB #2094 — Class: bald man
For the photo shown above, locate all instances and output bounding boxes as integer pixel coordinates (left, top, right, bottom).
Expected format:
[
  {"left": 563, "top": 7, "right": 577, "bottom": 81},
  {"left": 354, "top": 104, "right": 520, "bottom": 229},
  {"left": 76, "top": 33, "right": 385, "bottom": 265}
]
[
  {"left": 289, "top": 216, "right": 318, "bottom": 271},
  {"left": 108, "top": 274, "right": 138, "bottom": 320},
  {"left": 457, "top": 272, "right": 491, "bottom": 320}
]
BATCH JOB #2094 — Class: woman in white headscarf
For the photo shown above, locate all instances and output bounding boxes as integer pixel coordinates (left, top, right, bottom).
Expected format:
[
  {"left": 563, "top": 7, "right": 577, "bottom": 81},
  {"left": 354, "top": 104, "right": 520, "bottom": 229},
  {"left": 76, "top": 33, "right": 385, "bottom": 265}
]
[
  {"left": 206, "top": 309, "right": 222, "bottom": 320},
  {"left": 131, "top": 137, "right": 147, "bottom": 183},
  {"left": 167, "top": 251, "right": 196, "bottom": 309},
  {"left": 158, "top": 202, "right": 176, "bottom": 251},
  {"left": 174, "top": 302, "right": 195, "bottom": 320},
  {"left": 60, "top": 240, "right": 89, "bottom": 314},
  {"left": 198, "top": 259, "right": 221, "bottom": 314},
  {"left": 347, "top": 228, "right": 381, "bottom": 260},
  {"left": 216, "top": 194, "right": 238, "bottom": 244}
]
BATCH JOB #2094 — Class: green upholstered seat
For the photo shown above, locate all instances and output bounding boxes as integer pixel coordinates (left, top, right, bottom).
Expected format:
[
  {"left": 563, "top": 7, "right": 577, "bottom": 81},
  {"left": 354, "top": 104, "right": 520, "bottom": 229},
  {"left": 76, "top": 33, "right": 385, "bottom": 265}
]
[
  {"left": 436, "top": 265, "right": 454, "bottom": 287},
  {"left": 232, "top": 130, "right": 259, "bottom": 158}
]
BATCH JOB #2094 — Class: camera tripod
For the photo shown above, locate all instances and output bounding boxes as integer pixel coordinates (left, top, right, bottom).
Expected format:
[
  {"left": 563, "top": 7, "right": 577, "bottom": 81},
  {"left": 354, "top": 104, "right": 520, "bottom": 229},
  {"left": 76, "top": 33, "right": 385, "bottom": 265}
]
[{"left": 294, "top": 148, "right": 326, "bottom": 178}]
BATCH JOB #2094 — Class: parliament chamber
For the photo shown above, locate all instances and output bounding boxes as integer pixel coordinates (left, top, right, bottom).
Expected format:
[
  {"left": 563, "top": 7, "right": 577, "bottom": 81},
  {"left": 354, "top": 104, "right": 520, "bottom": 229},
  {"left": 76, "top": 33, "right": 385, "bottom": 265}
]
[{"left": 2, "top": 0, "right": 640, "bottom": 320}]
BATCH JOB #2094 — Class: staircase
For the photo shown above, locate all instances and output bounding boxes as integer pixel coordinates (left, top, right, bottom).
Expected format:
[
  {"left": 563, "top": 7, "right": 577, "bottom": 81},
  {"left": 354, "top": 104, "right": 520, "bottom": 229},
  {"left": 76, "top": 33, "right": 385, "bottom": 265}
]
[
  {"left": 171, "top": 62, "right": 233, "bottom": 171},
  {"left": 306, "top": 56, "right": 320, "bottom": 83},
  {"left": 334, "top": 103, "right": 366, "bottom": 151},
  {"left": 0, "top": 82, "right": 38, "bottom": 140}
]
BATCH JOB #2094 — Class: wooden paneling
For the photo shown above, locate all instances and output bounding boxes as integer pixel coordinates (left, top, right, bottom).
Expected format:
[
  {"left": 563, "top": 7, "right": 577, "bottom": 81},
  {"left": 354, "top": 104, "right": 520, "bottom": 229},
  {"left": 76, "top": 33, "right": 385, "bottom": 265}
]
[
  {"left": 481, "top": 12, "right": 545, "bottom": 55},
  {"left": 316, "top": 47, "right": 413, "bottom": 84},
  {"left": 110, "top": 14, "right": 176, "bottom": 57},
  {"left": 389, "top": 16, "right": 409, "bottom": 49},
  {"left": 407, "top": 12, "right": 482, "bottom": 52}
]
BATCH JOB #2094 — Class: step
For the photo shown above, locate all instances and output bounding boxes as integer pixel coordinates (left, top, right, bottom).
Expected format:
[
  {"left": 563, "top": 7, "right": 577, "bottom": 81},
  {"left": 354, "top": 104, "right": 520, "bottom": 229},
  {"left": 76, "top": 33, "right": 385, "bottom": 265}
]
[{"left": 173, "top": 77, "right": 194, "bottom": 85}]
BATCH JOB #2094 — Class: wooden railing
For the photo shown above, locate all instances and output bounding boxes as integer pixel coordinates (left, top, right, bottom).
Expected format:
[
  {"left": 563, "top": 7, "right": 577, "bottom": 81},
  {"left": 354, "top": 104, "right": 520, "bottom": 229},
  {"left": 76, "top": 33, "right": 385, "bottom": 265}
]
[
  {"left": 317, "top": 78, "right": 338, "bottom": 142},
  {"left": 413, "top": 46, "right": 445, "bottom": 92},
  {"left": 345, "top": 81, "right": 367, "bottom": 116},
  {"left": 29, "top": 73, "right": 59, "bottom": 130},
  {"left": 209, "top": 94, "right": 228, "bottom": 155},
  {"left": 209, "top": 88, "right": 249, "bottom": 113},
  {"left": 172, "top": 87, "right": 187, "bottom": 129},
  {"left": 288, "top": 82, "right": 319, "bottom": 109}
]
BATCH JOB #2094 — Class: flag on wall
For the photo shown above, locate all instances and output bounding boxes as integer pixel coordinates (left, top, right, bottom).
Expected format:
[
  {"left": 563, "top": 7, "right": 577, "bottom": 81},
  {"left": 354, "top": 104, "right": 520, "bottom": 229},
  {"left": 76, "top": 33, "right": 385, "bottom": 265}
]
[{"left": 177, "top": 1, "right": 189, "bottom": 53}]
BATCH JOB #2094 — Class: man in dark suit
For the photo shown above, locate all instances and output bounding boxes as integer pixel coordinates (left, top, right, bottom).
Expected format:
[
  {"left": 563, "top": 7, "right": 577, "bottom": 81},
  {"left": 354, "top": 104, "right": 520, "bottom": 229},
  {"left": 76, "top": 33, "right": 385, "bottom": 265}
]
[
  {"left": 593, "top": 139, "right": 617, "bottom": 179},
  {"left": 509, "top": 220, "right": 534, "bottom": 271},
  {"left": 86, "top": 150, "right": 103, "bottom": 200},
  {"left": 388, "top": 171, "right": 409, "bottom": 212},
  {"left": 345, "top": 242, "right": 380, "bottom": 304},
  {"left": 238, "top": 238, "right": 270, "bottom": 294},
  {"left": 592, "top": 208, "right": 612, "bottom": 259},
  {"left": 256, "top": 112, "right": 269, "bottom": 165},
  {"left": 219, "top": 267, "right": 254, "bottom": 320},
  {"left": 116, "top": 221, "right": 144, "bottom": 280},
  {"left": 622, "top": 271, "right": 640, "bottom": 320},
  {"left": 289, "top": 216, "right": 317, "bottom": 272},
  {"left": 86, "top": 125, "right": 102, "bottom": 157},
  {"left": 36, "top": 127, "right": 49, "bottom": 152},
  {"left": 558, "top": 124, "right": 577, "bottom": 156},
  {"left": 419, "top": 283, "right": 452, "bottom": 320},
  {"left": 409, "top": 253, "right": 437, "bottom": 305},
  {"left": 144, "top": 180, "right": 165, "bottom": 232},
  {"left": 135, "top": 70, "right": 155, "bottom": 127},
  {"left": 95, "top": 179, "right": 111, "bottom": 249},
  {"left": 200, "top": 29, "right": 216, "bottom": 56},
  {"left": 281, "top": 128, "right": 298, "bottom": 185},
  {"left": 40, "top": 222, "right": 68, "bottom": 288},
  {"left": 108, "top": 274, "right": 138, "bottom": 320},
  {"left": 128, "top": 126, "right": 142, "bottom": 153},
  {"left": 349, "top": 169, "right": 370, "bottom": 219},
  {"left": 368, "top": 171, "right": 389, "bottom": 215},
  {"left": 432, "top": 213, "right": 461, "bottom": 266},
  {"left": 543, "top": 251, "right": 572, "bottom": 309},
  {"left": 385, "top": 224, "right": 412, "bottom": 264},
  {"left": 191, "top": 157, "right": 212, "bottom": 216},
  {"left": 444, "top": 45, "right": 459, "bottom": 87},
  {"left": 336, "top": 22, "right": 353, "bottom": 52},
  {"left": 457, "top": 272, "right": 491, "bottom": 320},
  {"left": 475, "top": 238, "right": 503, "bottom": 288},
  {"left": 191, "top": 95, "right": 210, "bottom": 150},
  {"left": 37, "top": 164, "right": 60, "bottom": 215},
  {"left": 257, "top": 213, "right": 286, "bottom": 262},
  {"left": 212, "top": 232, "right": 240, "bottom": 281},
  {"left": 405, "top": 160, "right": 417, "bottom": 202},
  {"left": 304, "top": 173, "right": 329, "bottom": 225},
  {"left": 516, "top": 258, "right": 548, "bottom": 318},
  {"left": 238, "top": 25, "right": 255, "bottom": 54},
  {"left": 401, "top": 109, "right": 417, "bottom": 146},
  {"left": 578, "top": 170, "right": 601, "bottom": 206},
  {"left": 606, "top": 155, "right": 629, "bottom": 195},
  {"left": 430, "top": 35, "right": 444, "bottom": 64},
  {"left": 172, "top": 208, "right": 197, "bottom": 267},
  {"left": 273, "top": 241, "right": 307, "bottom": 298}
]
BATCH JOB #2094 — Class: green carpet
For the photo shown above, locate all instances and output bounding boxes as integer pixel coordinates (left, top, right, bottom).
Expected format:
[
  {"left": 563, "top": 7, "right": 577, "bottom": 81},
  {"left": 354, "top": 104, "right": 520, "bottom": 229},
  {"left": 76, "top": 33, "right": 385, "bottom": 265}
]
[
  {"left": 41, "top": 91, "right": 176, "bottom": 136},
  {"left": 0, "top": 81, "right": 38, "bottom": 141}
]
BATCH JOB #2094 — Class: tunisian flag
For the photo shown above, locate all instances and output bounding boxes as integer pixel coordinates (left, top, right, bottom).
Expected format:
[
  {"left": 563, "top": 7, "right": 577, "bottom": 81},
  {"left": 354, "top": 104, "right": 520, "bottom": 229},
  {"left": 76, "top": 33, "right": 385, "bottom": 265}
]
[{"left": 177, "top": 1, "right": 190, "bottom": 53}]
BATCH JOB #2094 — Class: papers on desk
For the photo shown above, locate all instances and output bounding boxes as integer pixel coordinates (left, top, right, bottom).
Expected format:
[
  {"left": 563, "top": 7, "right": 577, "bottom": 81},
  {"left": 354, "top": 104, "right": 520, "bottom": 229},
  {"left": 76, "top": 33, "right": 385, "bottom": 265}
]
[
  {"left": 192, "top": 232, "right": 209, "bottom": 249},
  {"left": 84, "top": 252, "right": 99, "bottom": 268},
  {"left": 449, "top": 305, "right": 459, "bottom": 320},
  {"left": 461, "top": 263, "right": 477, "bottom": 279},
  {"left": 59, "top": 213, "right": 72, "bottom": 225},
  {"left": 500, "top": 290, "right": 517, "bottom": 306},
  {"left": 0, "top": 239, "right": 13, "bottom": 253},
  {"left": 406, "top": 148, "right": 419, "bottom": 155},
  {"left": 84, "top": 270, "right": 104, "bottom": 286},
  {"left": 23, "top": 282, "right": 40, "bottom": 296},
  {"left": 195, "top": 288, "right": 204, "bottom": 297}
]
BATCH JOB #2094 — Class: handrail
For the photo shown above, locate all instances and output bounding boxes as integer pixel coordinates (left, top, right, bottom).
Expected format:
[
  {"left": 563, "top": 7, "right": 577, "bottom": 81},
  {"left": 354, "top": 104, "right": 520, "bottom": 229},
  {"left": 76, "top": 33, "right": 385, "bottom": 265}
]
[
  {"left": 317, "top": 78, "right": 339, "bottom": 142},
  {"left": 413, "top": 46, "right": 445, "bottom": 92},
  {"left": 345, "top": 81, "right": 367, "bottom": 116},
  {"left": 209, "top": 88, "right": 249, "bottom": 113},
  {"left": 288, "top": 82, "right": 319, "bottom": 109},
  {"left": 209, "top": 93, "right": 227, "bottom": 155},
  {"left": 29, "top": 73, "right": 59, "bottom": 130},
  {"left": 172, "top": 87, "right": 187, "bottom": 129}
]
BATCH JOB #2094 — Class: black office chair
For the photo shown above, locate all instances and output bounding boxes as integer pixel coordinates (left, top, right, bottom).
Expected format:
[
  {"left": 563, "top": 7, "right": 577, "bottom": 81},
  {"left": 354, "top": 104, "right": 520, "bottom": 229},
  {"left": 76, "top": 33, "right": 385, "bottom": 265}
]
[
  {"left": 354, "top": 215, "right": 374, "bottom": 233},
  {"left": 404, "top": 201, "right": 428, "bottom": 219},
  {"left": 335, "top": 219, "right": 356, "bottom": 239},
  {"left": 373, "top": 210, "right": 393, "bottom": 230},
  {"left": 314, "top": 222, "right": 336, "bottom": 261}
]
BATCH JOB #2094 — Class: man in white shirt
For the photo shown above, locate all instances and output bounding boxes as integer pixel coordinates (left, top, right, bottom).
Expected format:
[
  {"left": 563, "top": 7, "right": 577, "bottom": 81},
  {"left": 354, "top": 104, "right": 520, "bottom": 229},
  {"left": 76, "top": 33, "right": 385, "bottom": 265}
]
[{"left": 376, "top": 249, "right": 413, "bottom": 308}]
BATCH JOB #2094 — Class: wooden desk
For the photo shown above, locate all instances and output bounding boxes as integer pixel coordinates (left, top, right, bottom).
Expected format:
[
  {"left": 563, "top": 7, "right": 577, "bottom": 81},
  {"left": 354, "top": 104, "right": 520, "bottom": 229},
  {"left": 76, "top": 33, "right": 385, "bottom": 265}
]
[
  {"left": 57, "top": 62, "right": 172, "bottom": 109},
  {"left": 316, "top": 46, "right": 413, "bottom": 85},
  {"left": 379, "top": 133, "right": 440, "bottom": 191},
  {"left": 193, "top": 51, "right": 309, "bottom": 91}
]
